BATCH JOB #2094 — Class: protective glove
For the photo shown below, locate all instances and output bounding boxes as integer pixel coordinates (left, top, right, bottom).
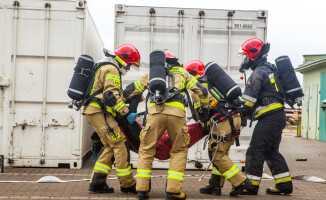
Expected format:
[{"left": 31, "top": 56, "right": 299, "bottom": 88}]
[
  {"left": 198, "top": 107, "right": 209, "bottom": 123},
  {"left": 91, "top": 132, "right": 103, "bottom": 154},
  {"left": 242, "top": 105, "right": 253, "bottom": 119},
  {"left": 127, "top": 113, "right": 140, "bottom": 124}
]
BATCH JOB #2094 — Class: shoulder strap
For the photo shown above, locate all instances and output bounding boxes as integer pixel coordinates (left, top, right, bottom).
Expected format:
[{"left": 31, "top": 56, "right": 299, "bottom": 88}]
[
  {"left": 142, "top": 93, "right": 150, "bottom": 126},
  {"left": 183, "top": 89, "right": 198, "bottom": 122}
]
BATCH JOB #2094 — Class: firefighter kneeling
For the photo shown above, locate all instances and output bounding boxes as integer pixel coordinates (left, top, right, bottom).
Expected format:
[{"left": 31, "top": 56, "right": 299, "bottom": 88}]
[{"left": 184, "top": 60, "right": 253, "bottom": 197}]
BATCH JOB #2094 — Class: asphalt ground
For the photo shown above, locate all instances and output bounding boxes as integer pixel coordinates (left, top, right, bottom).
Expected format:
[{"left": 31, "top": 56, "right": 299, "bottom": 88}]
[{"left": 1, "top": 131, "right": 326, "bottom": 200}]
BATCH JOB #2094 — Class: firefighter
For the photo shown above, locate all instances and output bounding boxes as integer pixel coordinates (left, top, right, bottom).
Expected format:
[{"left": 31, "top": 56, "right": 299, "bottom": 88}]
[
  {"left": 238, "top": 38, "right": 293, "bottom": 195},
  {"left": 184, "top": 60, "right": 252, "bottom": 197},
  {"left": 122, "top": 50, "right": 209, "bottom": 200},
  {"left": 82, "top": 44, "right": 140, "bottom": 194}
]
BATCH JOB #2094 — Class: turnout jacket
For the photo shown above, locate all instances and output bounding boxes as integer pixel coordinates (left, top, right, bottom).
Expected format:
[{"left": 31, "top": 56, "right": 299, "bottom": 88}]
[
  {"left": 82, "top": 57, "right": 129, "bottom": 117},
  {"left": 123, "top": 66, "right": 209, "bottom": 117},
  {"left": 242, "top": 62, "right": 284, "bottom": 120}
]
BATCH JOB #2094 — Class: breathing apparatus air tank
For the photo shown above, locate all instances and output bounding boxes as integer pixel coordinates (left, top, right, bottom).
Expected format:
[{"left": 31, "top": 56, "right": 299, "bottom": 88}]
[
  {"left": 149, "top": 50, "right": 168, "bottom": 104},
  {"left": 204, "top": 62, "right": 242, "bottom": 101},
  {"left": 67, "top": 55, "right": 95, "bottom": 101},
  {"left": 275, "top": 56, "right": 304, "bottom": 104}
]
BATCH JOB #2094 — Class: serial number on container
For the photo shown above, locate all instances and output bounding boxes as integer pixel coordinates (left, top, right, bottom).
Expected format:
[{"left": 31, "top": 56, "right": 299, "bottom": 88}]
[{"left": 234, "top": 24, "right": 253, "bottom": 29}]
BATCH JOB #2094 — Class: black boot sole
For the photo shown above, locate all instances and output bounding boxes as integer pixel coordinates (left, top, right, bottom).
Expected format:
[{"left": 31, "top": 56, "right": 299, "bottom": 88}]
[
  {"left": 88, "top": 187, "right": 114, "bottom": 193},
  {"left": 199, "top": 189, "right": 221, "bottom": 195},
  {"left": 266, "top": 188, "right": 292, "bottom": 195},
  {"left": 121, "top": 187, "right": 137, "bottom": 194}
]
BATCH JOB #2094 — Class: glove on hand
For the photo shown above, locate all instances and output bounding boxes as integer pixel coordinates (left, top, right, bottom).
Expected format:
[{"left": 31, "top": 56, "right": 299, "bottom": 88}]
[
  {"left": 241, "top": 105, "right": 253, "bottom": 119},
  {"left": 198, "top": 107, "right": 209, "bottom": 123},
  {"left": 127, "top": 113, "right": 140, "bottom": 124}
]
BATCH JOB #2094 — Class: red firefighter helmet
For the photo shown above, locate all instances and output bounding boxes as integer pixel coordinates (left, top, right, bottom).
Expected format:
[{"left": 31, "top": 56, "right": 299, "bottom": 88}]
[
  {"left": 239, "top": 38, "right": 264, "bottom": 60},
  {"left": 184, "top": 60, "right": 205, "bottom": 78},
  {"left": 164, "top": 49, "right": 179, "bottom": 65},
  {"left": 114, "top": 44, "right": 141, "bottom": 67},
  {"left": 163, "top": 49, "right": 176, "bottom": 58}
]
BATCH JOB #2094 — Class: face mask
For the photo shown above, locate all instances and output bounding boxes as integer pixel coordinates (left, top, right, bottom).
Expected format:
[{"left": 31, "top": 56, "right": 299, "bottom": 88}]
[
  {"left": 240, "top": 55, "right": 253, "bottom": 71},
  {"left": 119, "top": 67, "right": 128, "bottom": 76}
]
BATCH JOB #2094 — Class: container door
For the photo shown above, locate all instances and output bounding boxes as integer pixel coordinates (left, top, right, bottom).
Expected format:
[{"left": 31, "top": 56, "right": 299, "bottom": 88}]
[
  {"left": 308, "top": 85, "right": 318, "bottom": 140},
  {"left": 319, "top": 72, "right": 326, "bottom": 142},
  {"left": 302, "top": 86, "right": 310, "bottom": 138}
]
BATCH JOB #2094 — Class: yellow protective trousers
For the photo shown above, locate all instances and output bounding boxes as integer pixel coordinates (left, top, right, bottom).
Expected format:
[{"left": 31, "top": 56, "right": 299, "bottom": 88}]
[
  {"left": 208, "top": 114, "right": 246, "bottom": 187},
  {"left": 85, "top": 112, "right": 136, "bottom": 188},
  {"left": 136, "top": 113, "right": 190, "bottom": 194}
]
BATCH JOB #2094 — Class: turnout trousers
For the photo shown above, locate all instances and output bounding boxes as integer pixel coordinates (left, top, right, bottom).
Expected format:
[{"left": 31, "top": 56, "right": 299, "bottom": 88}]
[
  {"left": 136, "top": 113, "right": 190, "bottom": 194},
  {"left": 85, "top": 112, "right": 136, "bottom": 188},
  {"left": 208, "top": 114, "right": 246, "bottom": 187},
  {"left": 245, "top": 110, "right": 293, "bottom": 190}
]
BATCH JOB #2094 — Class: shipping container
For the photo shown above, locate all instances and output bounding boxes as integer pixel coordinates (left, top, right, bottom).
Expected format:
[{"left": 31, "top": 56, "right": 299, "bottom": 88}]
[
  {"left": 0, "top": 0, "right": 103, "bottom": 169},
  {"left": 114, "top": 4, "right": 267, "bottom": 169}
]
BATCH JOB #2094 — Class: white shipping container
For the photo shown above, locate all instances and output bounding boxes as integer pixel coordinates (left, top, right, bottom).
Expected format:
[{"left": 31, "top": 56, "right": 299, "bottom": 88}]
[
  {"left": 0, "top": 0, "right": 103, "bottom": 169},
  {"left": 114, "top": 5, "right": 267, "bottom": 169}
]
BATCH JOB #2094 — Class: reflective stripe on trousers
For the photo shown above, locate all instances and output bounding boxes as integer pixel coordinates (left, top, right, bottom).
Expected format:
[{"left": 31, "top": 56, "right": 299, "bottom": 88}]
[
  {"left": 222, "top": 164, "right": 240, "bottom": 180},
  {"left": 247, "top": 174, "right": 261, "bottom": 186},
  {"left": 167, "top": 171, "right": 184, "bottom": 181},
  {"left": 116, "top": 165, "right": 132, "bottom": 176},
  {"left": 212, "top": 166, "right": 222, "bottom": 175},
  {"left": 94, "top": 162, "right": 111, "bottom": 175},
  {"left": 274, "top": 172, "right": 292, "bottom": 184},
  {"left": 137, "top": 169, "right": 151, "bottom": 178}
]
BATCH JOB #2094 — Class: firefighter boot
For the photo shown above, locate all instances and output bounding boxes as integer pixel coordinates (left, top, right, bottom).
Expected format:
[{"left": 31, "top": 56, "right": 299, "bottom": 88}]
[
  {"left": 88, "top": 173, "right": 114, "bottom": 193},
  {"left": 166, "top": 192, "right": 186, "bottom": 200},
  {"left": 138, "top": 192, "right": 149, "bottom": 200},
  {"left": 266, "top": 182, "right": 293, "bottom": 195},
  {"left": 199, "top": 174, "right": 221, "bottom": 195},
  {"left": 230, "top": 178, "right": 253, "bottom": 197},
  {"left": 121, "top": 184, "right": 137, "bottom": 194},
  {"left": 240, "top": 186, "right": 259, "bottom": 195}
]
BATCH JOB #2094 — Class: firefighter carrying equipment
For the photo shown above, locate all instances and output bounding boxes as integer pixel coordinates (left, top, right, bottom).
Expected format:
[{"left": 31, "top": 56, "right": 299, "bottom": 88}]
[
  {"left": 275, "top": 55, "right": 304, "bottom": 108},
  {"left": 121, "top": 63, "right": 209, "bottom": 195}
]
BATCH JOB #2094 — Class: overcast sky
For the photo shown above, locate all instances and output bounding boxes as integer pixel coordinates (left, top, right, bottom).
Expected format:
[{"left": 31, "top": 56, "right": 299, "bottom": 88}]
[{"left": 87, "top": 0, "right": 326, "bottom": 82}]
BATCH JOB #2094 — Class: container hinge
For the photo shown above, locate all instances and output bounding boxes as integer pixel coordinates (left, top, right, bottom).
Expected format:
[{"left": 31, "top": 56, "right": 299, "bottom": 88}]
[
  {"left": 258, "top": 10, "right": 267, "bottom": 18},
  {"left": 76, "top": 0, "right": 86, "bottom": 9},
  {"left": 45, "top": 3, "right": 51, "bottom": 8},
  {"left": 13, "top": 1, "right": 20, "bottom": 7},
  {"left": 199, "top": 10, "right": 205, "bottom": 17},
  {"left": 0, "top": 77, "right": 9, "bottom": 87},
  {"left": 116, "top": 4, "right": 125, "bottom": 13}
]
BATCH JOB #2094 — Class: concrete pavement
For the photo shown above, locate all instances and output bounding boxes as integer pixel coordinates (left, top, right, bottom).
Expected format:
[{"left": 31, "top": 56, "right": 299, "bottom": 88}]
[{"left": 1, "top": 131, "right": 326, "bottom": 200}]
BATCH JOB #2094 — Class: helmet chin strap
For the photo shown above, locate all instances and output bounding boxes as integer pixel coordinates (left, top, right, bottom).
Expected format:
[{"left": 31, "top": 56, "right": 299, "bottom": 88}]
[{"left": 115, "top": 56, "right": 127, "bottom": 67}]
